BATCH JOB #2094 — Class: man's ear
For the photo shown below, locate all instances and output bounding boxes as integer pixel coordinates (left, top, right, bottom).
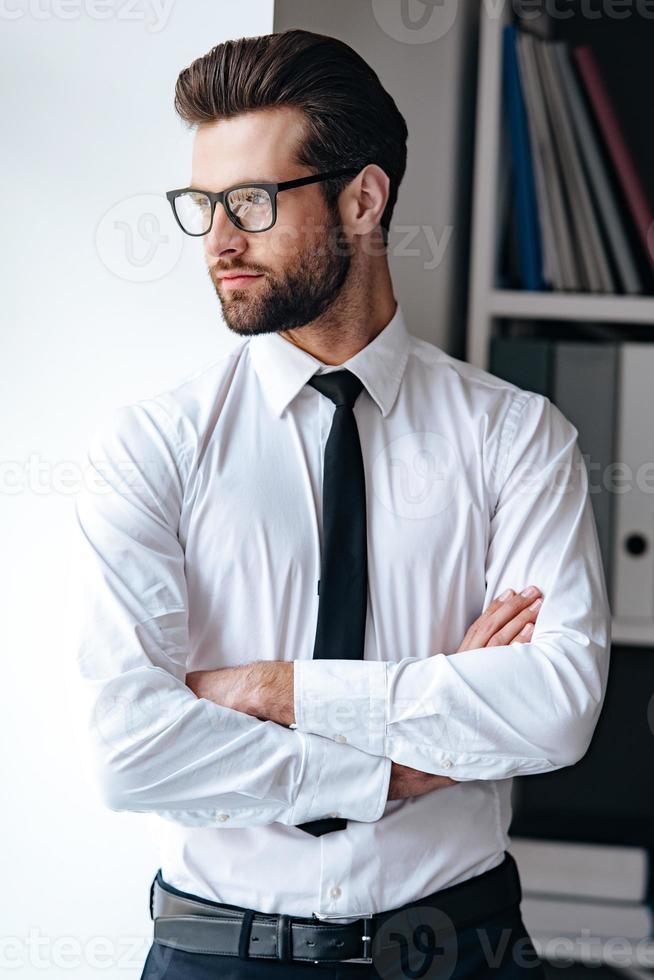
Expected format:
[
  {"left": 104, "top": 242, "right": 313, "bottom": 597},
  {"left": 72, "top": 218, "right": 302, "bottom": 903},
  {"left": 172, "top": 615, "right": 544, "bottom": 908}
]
[{"left": 343, "top": 164, "right": 390, "bottom": 238}]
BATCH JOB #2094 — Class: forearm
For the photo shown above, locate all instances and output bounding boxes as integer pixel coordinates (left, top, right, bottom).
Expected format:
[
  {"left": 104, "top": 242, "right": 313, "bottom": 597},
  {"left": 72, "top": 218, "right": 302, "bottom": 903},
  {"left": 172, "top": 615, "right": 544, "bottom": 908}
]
[
  {"left": 79, "top": 660, "right": 387, "bottom": 828},
  {"left": 291, "top": 630, "right": 608, "bottom": 781},
  {"left": 186, "top": 661, "right": 296, "bottom": 728}
]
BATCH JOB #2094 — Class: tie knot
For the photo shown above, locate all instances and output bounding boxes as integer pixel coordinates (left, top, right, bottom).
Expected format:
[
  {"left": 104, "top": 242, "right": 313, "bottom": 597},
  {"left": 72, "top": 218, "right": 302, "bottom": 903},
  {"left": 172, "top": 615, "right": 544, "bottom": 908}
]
[{"left": 307, "top": 369, "right": 364, "bottom": 409}]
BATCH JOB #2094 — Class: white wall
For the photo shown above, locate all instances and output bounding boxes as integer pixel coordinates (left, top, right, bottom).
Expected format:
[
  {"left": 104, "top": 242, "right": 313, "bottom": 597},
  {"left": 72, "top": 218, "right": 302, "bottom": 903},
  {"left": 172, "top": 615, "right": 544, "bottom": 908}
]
[
  {"left": 1, "top": 3, "right": 273, "bottom": 978},
  {"left": 274, "top": 0, "right": 480, "bottom": 357}
]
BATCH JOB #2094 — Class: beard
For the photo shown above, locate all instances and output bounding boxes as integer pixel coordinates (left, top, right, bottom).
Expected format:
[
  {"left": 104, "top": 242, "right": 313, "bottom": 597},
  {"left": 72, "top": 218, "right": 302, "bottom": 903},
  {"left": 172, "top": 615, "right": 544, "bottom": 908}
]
[{"left": 208, "top": 206, "right": 354, "bottom": 337}]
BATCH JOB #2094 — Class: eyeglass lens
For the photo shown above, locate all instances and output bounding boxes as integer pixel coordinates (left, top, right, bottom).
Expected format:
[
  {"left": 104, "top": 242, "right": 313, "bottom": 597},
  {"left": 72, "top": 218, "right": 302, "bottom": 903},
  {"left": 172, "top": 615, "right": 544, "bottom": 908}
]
[{"left": 173, "top": 187, "right": 273, "bottom": 234}]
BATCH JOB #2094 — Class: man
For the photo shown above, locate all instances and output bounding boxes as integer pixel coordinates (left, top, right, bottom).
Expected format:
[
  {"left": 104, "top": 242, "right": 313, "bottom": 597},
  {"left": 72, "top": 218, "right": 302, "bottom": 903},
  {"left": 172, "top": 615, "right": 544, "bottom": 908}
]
[{"left": 72, "top": 28, "right": 611, "bottom": 979}]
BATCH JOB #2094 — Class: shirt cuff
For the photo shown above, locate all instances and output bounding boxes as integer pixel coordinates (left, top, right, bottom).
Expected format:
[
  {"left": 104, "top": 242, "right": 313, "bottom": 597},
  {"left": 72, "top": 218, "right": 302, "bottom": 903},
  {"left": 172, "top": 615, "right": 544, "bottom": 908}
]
[
  {"left": 289, "top": 729, "right": 391, "bottom": 825},
  {"left": 293, "top": 659, "right": 388, "bottom": 757}
]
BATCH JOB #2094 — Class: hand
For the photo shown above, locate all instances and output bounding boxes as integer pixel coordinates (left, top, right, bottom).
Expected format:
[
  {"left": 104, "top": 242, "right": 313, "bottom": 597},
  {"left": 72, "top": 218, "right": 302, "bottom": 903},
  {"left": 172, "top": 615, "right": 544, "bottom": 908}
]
[
  {"left": 456, "top": 586, "right": 543, "bottom": 653},
  {"left": 387, "top": 761, "right": 458, "bottom": 801}
]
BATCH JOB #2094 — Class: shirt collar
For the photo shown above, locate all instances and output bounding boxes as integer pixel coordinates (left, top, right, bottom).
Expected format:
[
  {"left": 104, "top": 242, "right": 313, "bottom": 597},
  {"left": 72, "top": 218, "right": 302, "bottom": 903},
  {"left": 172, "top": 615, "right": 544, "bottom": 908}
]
[{"left": 248, "top": 301, "right": 411, "bottom": 419}]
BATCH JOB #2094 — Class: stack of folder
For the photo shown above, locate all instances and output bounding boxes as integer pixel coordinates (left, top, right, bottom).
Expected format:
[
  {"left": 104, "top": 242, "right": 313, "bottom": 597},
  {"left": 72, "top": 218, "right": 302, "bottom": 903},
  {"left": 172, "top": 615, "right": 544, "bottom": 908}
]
[
  {"left": 502, "top": 22, "right": 654, "bottom": 294},
  {"left": 510, "top": 837, "right": 654, "bottom": 967}
]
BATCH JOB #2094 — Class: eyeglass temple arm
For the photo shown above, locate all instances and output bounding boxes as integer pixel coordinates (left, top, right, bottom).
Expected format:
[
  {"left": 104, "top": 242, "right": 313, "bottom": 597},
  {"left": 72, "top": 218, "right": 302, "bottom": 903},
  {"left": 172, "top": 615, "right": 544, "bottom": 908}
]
[{"left": 276, "top": 168, "right": 361, "bottom": 192}]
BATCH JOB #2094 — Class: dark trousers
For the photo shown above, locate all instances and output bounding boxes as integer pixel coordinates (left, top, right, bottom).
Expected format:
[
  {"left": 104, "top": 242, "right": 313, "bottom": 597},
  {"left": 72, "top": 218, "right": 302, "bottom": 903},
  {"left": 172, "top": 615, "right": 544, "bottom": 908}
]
[{"left": 140, "top": 893, "right": 547, "bottom": 979}]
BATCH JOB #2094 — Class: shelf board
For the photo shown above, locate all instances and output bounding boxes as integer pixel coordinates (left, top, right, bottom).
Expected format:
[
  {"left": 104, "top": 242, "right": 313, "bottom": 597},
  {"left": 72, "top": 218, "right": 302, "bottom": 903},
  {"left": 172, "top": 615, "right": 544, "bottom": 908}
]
[
  {"left": 531, "top": 933, "right": 654, "bottom": 971},
  {"left": 489, "top": 289, "right": 654, "bottom": 324}
]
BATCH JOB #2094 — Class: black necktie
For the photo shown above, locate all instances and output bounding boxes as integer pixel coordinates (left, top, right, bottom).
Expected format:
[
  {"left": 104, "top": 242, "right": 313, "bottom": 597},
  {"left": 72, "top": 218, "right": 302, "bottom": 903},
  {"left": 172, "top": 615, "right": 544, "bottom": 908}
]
[{"left": 296, "top": 369, "right": 368, "bottom": 837}]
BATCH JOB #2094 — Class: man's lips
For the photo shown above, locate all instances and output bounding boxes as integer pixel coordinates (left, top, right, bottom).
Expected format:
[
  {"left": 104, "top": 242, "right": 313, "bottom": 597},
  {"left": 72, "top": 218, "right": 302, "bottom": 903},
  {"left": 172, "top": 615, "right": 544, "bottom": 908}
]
[
  {"left": 217, "top": 272, "right": 262, "bottom": 280},
  {"left": 217, "top": 272, "right": 264, "bottom": 290}
]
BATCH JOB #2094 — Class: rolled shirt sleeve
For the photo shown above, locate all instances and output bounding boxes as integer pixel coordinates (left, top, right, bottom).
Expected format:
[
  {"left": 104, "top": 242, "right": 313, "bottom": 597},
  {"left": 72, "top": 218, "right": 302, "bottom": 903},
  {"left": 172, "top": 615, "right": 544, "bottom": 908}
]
[
  {"left": 293, "top": 392, "right": 612, "bottom": 781},
  {"left": 69, "top": 400, "right": 390, "bottom": 827}
]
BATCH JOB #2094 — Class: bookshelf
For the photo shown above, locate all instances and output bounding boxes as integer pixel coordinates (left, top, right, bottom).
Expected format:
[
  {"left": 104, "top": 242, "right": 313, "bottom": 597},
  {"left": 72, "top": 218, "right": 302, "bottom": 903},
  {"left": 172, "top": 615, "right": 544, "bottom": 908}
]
[
  {"left": 466, "top": 5, "right": 654, "bottom": 649},
  {"left": 489, "top": 289, "right": 654, "bottom": 326},
  {"left": 472, "top": 16, "right": 654, "bottom": 973},
  {"left": 467, "top": 5, "right": 654, "bottom": 369}
]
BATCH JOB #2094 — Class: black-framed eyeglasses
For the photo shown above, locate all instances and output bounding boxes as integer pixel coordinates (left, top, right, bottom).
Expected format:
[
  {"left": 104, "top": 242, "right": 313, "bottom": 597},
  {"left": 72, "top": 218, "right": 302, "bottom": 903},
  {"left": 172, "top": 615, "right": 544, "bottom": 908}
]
[{"left": 165, "top": 168, "right": 360, "bottom": 236}]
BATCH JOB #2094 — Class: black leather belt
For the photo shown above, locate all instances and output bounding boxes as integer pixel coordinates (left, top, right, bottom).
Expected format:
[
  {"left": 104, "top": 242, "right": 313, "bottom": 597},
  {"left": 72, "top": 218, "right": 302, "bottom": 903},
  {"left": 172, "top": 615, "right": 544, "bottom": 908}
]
[{"left": 149, "top": 850, "right": 521, "bottom": 965}]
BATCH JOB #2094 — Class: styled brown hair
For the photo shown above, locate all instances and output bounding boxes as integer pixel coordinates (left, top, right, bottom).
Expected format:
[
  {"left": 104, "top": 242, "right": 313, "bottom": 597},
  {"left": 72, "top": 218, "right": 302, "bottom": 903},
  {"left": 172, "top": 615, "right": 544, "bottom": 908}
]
[{"left": 173, "top": 28, "right": 408, "bottom": 246}]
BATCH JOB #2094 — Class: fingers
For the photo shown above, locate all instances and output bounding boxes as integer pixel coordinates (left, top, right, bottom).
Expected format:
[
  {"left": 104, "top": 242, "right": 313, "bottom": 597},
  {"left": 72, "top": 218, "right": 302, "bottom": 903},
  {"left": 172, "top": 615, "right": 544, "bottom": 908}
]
[
  {"left": 459, "top": 586, "right": 543, "bottom": 650},
  {"left": 486, "top": 588, "right": 542, "bottom": 646},
  {"left": 456, "top": 586, "right": 544, "bottom": 653},
  {"left": 513, "top": 621, "right": 535, "bottom": 644},
  {"left": 480, "top": 585, "right": 542, "bottom": 645}
]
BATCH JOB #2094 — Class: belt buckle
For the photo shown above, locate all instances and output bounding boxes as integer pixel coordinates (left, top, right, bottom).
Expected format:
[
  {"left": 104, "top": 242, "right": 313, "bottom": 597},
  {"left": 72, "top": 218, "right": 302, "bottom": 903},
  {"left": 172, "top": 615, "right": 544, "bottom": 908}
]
[{"left": 340, "top": 916, "right": 373, "bottom": 965}]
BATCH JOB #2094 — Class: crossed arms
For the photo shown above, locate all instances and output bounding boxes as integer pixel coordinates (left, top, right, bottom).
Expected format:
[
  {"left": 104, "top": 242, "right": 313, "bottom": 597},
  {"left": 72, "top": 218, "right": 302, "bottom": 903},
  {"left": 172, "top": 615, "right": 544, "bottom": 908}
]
[{"left": 71, "top": 392, "right": 611, "bottom": 827}]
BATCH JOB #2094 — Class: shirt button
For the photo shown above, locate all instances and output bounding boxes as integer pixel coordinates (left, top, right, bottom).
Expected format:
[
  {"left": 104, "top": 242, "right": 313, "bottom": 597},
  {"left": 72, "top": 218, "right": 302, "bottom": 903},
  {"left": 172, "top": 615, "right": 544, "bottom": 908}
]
[
  {"left": 442, "top": 759, "right": 453, "bottom": 769},
  {"left": 334, "top": 734, "right": 347, "bottom": 743},
  {"left": 217, "top": 813, "right": 230, "bottom": 821},
  {"left": 328, "top": 812, "right": 339, "bottom": 818},
  {"left": 329, "top": 886, "right": 342, "bottom": 899}
]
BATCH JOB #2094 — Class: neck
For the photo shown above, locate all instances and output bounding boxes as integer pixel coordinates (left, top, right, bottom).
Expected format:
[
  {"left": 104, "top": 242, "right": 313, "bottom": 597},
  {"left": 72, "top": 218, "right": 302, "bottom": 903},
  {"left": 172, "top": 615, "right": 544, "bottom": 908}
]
[{"left": 278, "top": 262, "right": 397, "bottom": 365}]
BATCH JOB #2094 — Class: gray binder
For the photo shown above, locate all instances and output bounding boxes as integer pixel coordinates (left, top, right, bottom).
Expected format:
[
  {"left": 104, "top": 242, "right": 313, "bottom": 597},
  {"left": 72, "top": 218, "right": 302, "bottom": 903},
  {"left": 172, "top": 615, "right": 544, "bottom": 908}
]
[
  {"left": 490, "top": 336, "right": 617, "bottom": 605},
  {"left": 612, "top": 343, "right": 654, "bottom": 622},
  {"left": 553, "top": 342, "right": 618, "bottom": 603}
]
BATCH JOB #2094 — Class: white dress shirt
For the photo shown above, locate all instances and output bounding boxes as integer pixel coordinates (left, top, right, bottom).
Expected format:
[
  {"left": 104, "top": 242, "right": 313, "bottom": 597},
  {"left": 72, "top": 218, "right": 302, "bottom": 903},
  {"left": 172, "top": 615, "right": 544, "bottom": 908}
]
[{"left": 70, "top": 300, "right": 611, "bottom": 922}]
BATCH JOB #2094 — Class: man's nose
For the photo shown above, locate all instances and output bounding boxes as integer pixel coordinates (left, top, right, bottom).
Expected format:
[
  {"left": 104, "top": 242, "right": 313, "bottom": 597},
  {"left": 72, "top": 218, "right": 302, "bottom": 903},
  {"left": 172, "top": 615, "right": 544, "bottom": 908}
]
[{"left": 204, "top": 203, "right": 249, "bottom": 258}]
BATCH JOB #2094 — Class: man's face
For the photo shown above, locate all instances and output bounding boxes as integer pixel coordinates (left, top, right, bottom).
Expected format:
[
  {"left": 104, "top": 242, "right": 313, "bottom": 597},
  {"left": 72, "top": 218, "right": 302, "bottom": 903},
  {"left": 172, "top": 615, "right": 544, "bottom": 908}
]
[{"left": 191, "top": 106, "right": 355, "bottom": 337}]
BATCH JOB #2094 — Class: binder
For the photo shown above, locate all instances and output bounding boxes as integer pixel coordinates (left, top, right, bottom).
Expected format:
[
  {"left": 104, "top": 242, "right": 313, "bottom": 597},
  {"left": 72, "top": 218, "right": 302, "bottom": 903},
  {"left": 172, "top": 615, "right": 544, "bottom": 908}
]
[
  {"left": 612, "top": 343, "right": 654, "bottom": 622},
  {"left": 502, "top": 26, "right": 545, "bottom": 290},
  {"left": 489, "top": 336, "right": 616, "bottom": 604},
  {"left": 553, "top": 342, "right": 617, "bottom": 602},
  {"left": 489, "top": 336, "right": 552, "bottom": 396},
  {"left": 551, "top": 43, "right": 643, "bottom": 296}
]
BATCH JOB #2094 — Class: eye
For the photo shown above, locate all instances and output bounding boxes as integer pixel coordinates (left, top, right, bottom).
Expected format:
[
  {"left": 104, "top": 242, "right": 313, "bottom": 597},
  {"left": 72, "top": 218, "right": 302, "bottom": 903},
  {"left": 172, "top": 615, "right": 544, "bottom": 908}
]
[
  {"left": 189, "top": 192, "right": 211, "bottom": 209},
  {"left": 227, "top": 188, "right": 270, "bottom": 210}
]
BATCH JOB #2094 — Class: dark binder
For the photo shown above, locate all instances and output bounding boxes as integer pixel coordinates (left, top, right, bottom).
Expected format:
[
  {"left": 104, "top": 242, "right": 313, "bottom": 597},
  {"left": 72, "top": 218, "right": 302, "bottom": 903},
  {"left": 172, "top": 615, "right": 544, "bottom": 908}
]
[
  {"left": 553, "top": 342, "right": 617, "bottom": 603},
  {"left": 489, "top": 336, "right": 552, "bottom": 396},
  {"left": 489, "top": 335, "right": 616, "bottom": 604}
]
